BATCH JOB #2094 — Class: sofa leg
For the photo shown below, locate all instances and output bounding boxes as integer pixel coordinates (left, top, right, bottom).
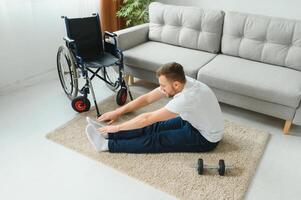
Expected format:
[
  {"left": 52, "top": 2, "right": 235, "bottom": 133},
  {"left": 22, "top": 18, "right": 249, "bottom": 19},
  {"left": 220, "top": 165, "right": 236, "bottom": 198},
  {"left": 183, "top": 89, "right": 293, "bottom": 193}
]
[
  {"left": 283, "top": 120, "right": 292, "bottom": 134},
  {"left": 124, "top": 74, "right": 129, "bottom": 85},
  {"left": 128, "top": 75, "right": 134, "bottom": 85}
]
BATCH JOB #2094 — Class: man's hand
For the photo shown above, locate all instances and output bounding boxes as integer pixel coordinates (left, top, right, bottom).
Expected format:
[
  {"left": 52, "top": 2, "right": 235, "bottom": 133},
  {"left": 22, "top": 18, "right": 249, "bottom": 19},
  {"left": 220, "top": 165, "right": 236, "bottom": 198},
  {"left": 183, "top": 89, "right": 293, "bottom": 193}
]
[
  {"left": 96, "top": 87, "right": 164, "bottom": 125},
  {"left": 97, "top": 125, "right": 120, "bottom": 134},
  {"left": 97, "top": 110, "right": 120, "bottom": 125}
]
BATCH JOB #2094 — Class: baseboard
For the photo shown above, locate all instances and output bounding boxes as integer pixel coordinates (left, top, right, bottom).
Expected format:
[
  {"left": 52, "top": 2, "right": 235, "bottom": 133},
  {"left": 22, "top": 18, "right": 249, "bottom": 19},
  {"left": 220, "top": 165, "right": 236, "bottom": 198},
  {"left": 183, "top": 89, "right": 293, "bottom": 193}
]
[{"left": 0, "top": 68, "right": 57, "bottom": 95}]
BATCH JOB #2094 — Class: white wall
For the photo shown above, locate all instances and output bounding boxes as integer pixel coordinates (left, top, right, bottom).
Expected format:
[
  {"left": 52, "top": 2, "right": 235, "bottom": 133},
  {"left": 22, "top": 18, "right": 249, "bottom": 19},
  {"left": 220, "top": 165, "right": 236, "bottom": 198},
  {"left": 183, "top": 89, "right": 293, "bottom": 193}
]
[
  {"left": 0, "top": 0, "right": 99, "bottom": 91},
  {"left": 158, "top": 0, "right": 301, "bottom": 20}
]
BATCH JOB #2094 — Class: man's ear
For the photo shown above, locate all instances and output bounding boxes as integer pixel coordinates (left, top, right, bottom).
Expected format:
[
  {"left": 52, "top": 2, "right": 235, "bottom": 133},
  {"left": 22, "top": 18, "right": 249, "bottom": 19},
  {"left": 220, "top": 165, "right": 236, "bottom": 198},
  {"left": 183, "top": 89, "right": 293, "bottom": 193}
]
[
  {"left": 173, "top": 81, "right": 180, "bottom": 89},
  {"left": 174, "top": 81, "right": 181, "bottom": 87}
]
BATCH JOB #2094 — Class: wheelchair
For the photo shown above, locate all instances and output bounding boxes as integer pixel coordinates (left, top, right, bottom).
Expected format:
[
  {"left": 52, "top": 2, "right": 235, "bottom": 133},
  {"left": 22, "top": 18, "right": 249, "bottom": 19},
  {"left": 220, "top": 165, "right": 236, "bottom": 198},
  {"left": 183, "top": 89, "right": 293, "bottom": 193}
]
[{"left": 56, "top": 13, "right": 133, "bottom": 117}]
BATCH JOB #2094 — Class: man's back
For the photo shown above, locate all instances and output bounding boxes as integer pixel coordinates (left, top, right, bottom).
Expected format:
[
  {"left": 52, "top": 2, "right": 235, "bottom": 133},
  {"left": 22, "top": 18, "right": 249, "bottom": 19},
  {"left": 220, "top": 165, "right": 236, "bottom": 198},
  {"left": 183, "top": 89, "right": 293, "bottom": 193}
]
[{"left": 164, "top": 76, "right": 224, "bottom": 143}]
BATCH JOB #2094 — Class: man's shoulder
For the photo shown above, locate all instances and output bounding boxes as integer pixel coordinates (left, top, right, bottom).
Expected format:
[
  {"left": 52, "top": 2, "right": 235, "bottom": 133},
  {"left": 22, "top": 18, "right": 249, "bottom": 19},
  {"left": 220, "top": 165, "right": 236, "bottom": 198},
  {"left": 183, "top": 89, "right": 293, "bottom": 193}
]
[
  {"left": 183, "top": 79, "right": 216, "bottom": 101},
  {"left": 185, "top": 76, "right": 205, "bottom": 89}
]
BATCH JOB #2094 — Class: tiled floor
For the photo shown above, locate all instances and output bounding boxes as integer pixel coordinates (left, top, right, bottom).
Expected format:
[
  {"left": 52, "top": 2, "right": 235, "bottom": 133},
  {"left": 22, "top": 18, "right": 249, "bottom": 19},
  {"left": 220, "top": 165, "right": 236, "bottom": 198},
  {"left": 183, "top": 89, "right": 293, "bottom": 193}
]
[{"left": 0, "top": 70, "right": 300, "bottom": 200}]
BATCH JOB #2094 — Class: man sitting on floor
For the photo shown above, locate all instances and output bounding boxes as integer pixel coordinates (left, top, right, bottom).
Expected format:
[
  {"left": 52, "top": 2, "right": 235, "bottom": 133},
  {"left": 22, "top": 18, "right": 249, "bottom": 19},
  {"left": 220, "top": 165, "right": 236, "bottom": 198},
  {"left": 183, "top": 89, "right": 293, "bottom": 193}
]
[{"left": 85, "top": 62, "right": 224, "bottom": 153}]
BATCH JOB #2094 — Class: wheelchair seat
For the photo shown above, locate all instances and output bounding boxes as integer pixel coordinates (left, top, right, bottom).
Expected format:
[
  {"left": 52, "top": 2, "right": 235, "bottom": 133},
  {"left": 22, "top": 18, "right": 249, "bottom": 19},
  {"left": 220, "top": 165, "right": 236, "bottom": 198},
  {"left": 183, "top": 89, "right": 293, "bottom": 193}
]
[{"left": 84, "top": 52, "right": 118, "bottom": 68}]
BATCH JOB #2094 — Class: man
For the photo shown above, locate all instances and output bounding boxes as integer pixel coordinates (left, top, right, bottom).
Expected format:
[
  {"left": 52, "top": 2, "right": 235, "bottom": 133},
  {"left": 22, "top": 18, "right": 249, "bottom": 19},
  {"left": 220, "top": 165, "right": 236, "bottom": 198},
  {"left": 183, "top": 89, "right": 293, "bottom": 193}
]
[{"left": 85, "top": 62, "right": 224, "bottom": 153}]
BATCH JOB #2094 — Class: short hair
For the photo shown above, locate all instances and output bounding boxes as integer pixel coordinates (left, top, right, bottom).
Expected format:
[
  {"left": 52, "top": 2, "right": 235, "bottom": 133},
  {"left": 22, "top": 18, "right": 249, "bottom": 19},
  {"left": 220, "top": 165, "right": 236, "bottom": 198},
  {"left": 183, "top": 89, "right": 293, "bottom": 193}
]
[{"left": 156, "top": 62, "right": 186, "bottom": 83}]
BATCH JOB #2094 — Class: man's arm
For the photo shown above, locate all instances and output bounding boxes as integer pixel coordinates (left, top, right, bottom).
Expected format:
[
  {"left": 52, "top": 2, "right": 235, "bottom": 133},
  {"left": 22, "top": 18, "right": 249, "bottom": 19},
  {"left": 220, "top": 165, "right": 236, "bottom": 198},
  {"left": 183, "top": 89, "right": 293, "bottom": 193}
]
[
  {"left": 98, "top": 87, "right": 164, "bottom": 124},
  {"left": 116, "top": 87, "right": 164, "bottom": 115},
  {"left": 97, "top": 108, "right": 178, "bottom": 133}
]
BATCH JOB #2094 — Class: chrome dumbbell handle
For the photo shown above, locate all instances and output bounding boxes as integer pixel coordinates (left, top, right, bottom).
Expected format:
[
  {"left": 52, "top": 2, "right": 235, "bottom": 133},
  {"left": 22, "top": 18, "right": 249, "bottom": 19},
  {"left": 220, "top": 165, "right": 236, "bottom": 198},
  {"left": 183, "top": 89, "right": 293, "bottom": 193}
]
[{"left": 204, "top": 165, "right": 234, "bottom": 170}]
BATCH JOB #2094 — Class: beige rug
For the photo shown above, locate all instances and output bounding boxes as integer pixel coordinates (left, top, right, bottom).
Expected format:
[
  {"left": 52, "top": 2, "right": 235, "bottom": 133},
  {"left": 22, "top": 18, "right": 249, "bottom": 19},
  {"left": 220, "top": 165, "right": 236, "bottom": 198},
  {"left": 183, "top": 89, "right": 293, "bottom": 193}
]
[{"left": 46, "top": 93, "right": 270, "bottom": 200}]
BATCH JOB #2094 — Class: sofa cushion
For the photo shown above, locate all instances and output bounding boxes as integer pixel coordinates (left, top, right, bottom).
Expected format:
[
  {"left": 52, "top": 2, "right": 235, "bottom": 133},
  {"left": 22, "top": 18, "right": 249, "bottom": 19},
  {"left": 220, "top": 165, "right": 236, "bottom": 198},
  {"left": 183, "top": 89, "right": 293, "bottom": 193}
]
[
  {"left": 222, "top": 11, "right": 301, "bottom": 71},
  {"left": 148, "top": 2, "right": 224, "bottom": 53},
  {"left": 197, "top": 55, "right": 301, "bottom": 108},
  {"left": 123, "top": 41, "right": 217, "bottom": 79}
]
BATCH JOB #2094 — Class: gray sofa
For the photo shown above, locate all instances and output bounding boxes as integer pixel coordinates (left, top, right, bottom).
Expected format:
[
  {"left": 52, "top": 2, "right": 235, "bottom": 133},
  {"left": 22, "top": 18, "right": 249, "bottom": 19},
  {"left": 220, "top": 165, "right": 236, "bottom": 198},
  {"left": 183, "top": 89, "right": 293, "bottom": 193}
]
[{"left": 115, "top": 2, "right": 301, "bottom": 134}]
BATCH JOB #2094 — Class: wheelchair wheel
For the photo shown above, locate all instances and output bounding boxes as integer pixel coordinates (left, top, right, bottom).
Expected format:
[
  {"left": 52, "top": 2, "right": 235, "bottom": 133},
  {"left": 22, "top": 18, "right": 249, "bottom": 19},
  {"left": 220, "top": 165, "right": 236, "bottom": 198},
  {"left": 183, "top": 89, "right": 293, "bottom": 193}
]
[
  {"left": 71, "top": 96, "right": 91, "bottom": 113},
  {"left": 116, "top": 87, "right": 127, "bottom": 106},
  {"left": 100, "top": 65, "right": 120, "bottom": 91},
  {"left": 57, "top": 45, "right": 78, "bottom": 100}
]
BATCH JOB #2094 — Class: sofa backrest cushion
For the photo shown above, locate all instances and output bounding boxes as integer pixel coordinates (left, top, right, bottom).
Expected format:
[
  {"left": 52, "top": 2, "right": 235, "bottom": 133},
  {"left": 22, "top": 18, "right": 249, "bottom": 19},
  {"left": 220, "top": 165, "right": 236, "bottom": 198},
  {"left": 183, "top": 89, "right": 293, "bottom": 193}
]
[
  {"left": 148, "top": 2, "right": 224, "bottom": 53},
  {"left": 222, "top": 11, "right": 301, "bottom": 71}
]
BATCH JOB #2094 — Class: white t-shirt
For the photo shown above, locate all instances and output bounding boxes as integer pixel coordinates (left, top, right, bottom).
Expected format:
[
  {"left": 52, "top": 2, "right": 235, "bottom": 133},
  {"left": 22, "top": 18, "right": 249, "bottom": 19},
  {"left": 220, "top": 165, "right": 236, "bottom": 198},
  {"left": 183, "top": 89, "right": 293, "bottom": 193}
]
[{"left": 163, "top": 76, "right": 224, "bottom": 143}]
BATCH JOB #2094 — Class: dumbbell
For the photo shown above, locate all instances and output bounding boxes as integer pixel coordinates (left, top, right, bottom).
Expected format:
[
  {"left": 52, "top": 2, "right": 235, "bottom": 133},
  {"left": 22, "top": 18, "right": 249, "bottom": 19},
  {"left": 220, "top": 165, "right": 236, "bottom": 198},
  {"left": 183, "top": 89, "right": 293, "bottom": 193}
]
[{"left": 197, "top": 159, "right": 234, "bottom": 176}]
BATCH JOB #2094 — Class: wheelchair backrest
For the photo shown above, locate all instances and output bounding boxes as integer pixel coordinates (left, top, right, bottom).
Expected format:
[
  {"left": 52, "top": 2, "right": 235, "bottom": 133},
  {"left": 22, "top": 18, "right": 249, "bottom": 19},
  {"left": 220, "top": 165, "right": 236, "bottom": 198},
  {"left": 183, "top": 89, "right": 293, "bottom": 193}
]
[{"left": 64, "top": 15, "right": 103, "bottom": 61}]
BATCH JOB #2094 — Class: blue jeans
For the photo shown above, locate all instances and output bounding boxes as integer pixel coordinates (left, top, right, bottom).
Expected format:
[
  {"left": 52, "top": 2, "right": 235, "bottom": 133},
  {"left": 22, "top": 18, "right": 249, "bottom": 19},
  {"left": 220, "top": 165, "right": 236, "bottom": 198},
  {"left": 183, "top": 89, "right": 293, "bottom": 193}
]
[{"left": 108, "top": 117, "right": 219, "bottom": 153}]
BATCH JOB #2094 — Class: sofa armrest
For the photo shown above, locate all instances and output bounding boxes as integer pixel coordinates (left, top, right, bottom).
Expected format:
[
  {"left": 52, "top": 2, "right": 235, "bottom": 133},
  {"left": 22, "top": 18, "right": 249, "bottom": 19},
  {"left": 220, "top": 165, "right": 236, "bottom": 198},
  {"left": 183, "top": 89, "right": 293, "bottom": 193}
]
[{"left": 114, "top": 23, "right": 149, "bottom": 51}]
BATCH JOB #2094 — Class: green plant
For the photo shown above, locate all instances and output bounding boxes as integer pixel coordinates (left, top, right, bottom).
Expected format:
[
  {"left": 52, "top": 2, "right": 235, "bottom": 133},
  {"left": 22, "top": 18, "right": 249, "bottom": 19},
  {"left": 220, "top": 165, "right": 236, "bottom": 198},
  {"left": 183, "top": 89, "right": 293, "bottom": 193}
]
[{"left": 116, "top": 0, "right": 154, "bottom": 27}]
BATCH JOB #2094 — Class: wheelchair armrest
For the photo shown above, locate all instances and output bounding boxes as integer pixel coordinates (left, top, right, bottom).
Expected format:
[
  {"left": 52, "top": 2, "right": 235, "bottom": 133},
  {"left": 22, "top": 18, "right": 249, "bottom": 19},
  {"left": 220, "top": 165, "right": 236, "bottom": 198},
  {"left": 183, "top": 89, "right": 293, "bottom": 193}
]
[
  {"left": 104, "top": 31, "right": 117, "bottom": 38},
  {"left": 63, "top": 36, "right": 78, "bottom": 51},
  {"left": 63, "top": 36, "right": 75, "bottom": 46},
  {"left": 104, "top": 31, "right": 122, "bottom": 60},
  {"left": 63, "top": 36, "right": 81, "bottom": 58},
  {"left": 62, "top": 36, "right": 82, "bottom": 64},
  {"left": 104, "top": 31, "right": 117, "bottom": 47}
]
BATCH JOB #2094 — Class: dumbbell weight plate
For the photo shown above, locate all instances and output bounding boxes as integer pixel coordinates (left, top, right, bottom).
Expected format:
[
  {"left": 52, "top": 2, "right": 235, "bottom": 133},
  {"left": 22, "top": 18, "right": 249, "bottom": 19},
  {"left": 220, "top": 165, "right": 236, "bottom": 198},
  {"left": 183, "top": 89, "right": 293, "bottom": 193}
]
[
  {"left": 218, "top": 159, "right": 225, "bottom": 176},
  {"left": 197, "top": 158, "right": 204, "bottom": 175}
]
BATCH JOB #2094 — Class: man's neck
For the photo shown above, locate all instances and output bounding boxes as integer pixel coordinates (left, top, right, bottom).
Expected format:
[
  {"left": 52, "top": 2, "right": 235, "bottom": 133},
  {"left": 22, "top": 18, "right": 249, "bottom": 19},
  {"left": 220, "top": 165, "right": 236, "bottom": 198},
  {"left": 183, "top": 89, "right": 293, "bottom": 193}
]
[{"left": 177, "top": 81, "right": 186, "bottom": 93}]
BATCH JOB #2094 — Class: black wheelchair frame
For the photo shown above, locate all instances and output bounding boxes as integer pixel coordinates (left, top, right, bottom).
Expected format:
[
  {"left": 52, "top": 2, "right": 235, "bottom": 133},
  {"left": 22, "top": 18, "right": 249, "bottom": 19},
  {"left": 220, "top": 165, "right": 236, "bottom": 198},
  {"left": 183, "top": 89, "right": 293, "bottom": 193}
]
[{"left": 57, "top": 13, "right": 133, "bottom": 117}]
